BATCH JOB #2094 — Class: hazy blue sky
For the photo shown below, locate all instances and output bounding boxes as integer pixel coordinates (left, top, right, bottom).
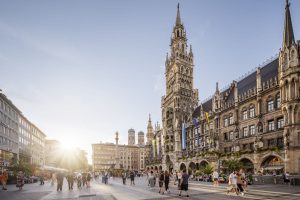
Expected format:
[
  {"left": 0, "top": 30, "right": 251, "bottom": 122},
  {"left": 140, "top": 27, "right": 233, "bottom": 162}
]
[{"left": 0, "top": 0, "right": 299, "bottom": 163}]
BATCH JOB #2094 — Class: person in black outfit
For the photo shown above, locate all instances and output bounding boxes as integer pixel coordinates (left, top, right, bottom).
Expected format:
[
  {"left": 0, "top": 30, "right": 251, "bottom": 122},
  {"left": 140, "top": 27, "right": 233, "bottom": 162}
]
[
  {"left": 158, "top": 171, "right": 164, "bottom": 194},
  {"left": 56, "top": 172, "right": 64, "bottom": 191},
  {"left": 179, "top": 169, "right": 189, "bottom": 197},
  {"left": 164, "top": 170, "right": 170, "bottom": 193},
  {"left": 130, "top": 171, "right": 135, "bottom": 185}
]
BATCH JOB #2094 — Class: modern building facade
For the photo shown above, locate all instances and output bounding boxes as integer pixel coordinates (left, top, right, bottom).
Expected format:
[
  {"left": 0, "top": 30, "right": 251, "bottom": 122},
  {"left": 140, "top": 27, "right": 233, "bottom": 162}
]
[
  {"left": 19, "top": 115, "right": 46, "bottom": 166},
  {"left": 0, "top": 91, "right": 46, "bottom": 167},
  {"left": 0, "top": 93, "right": 20, "bottom": 166},
  {"left": 146, "top": 1, "right": 300, "bottom": 174}
]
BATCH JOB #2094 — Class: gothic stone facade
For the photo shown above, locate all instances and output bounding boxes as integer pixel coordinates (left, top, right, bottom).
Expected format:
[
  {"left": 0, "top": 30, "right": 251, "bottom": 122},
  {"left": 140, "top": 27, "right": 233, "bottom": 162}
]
[
  {"left": 156, "top": 2, "right": 300, "bottom": 174},
  {"left": 160, "top": 4, "right": 199, "bottom": 171}
]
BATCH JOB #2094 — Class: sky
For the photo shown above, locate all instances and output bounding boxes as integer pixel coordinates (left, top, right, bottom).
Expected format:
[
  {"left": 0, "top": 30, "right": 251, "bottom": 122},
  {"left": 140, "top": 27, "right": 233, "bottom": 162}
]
[{"left": 0, "top": 0, "right": 299, "bottom": 164}]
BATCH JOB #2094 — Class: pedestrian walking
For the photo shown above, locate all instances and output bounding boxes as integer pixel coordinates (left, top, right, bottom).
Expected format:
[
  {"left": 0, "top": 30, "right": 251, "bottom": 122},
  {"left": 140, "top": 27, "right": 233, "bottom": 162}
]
[
  {"left": 122, "top": 171, "right": 127, "bottom": 185},
  {"left": 178, "top": 169, "right": 189, "bottom": 197},
  {"left": 158, "top": 171, "right": 164, "bottom": 194},
  {"left": 66, "top": 173, "right": 74, "bottom": 190},
  {"left": 283, "top": 172, "right": 290, "bottom": 185},
  {"left": 82, "top": 173, "right": 87, "bottom": 187},
  {"left": 16, "top": 171, "right": 24, "bottom": 190},
  {"left": 130, "top": 171, "right": 135, "bottom": 185},
  {"left": 40, "top": 175, "right": 45, "bottom": 185},
  {"left": 149, "top": 171, "right": 155, "bottom": 188},
  {"left": 56, "top": 172, "right": 64, "bottom": 191},
  {"left": 164, "top": 170, "right": 170, "bottom": 193},
  {"left": 1, "top": 170, "right": 8, "bottom": 190},
  {"left": 51, "top": 173, "right": 56, "bottom": 186},
  {"left": 177, "top": 170, "right": 182, "bottom": 190},
  {"left": 272, "top": 171, "right": 277, "bottom": 184},
  {"left": 173, "top": 170, "right": 178, "bottom": 185},
  {"left": 77, "top": 174, "right": 82, "bottom": 189},
  {"left": 212, "top": 170, "right": 219, "bottom": 187},
  {"left": 227, "top": 171, "right": 238, "bottom": 195},
  {"left": 237, "top": 172, "right": 245, "bottom": 196},
  {"left": 86, "top": 172, "right": 92, "bottom": 187}
]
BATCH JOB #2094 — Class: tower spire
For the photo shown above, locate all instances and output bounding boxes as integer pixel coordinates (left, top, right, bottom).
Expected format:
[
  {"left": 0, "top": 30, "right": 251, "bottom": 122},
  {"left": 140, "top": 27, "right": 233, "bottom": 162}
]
[
  {"left": 176, "top": 3, "right": 181, "bottom": 26},
  {"left": 283, "top": 0, "right": 295, "bottom": 48}
]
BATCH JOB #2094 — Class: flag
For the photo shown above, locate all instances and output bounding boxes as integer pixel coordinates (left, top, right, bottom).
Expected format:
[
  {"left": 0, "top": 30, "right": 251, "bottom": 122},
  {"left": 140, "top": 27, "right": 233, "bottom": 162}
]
[
  {"left": 182, "top": 121, "right": 186, "bottom": 150},
  {"left": 193, "top": 118, "right": 200, "bottom": 146},
  {"left": 152, "top": 139, "right": 156, "bottom": 158},
  {"left": 205, "top": 112, "right": 210, "bottom": 123}
]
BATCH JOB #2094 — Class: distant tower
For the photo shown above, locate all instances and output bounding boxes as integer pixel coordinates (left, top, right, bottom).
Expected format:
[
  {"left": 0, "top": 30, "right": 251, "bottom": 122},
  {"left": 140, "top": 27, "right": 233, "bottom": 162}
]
[
  {"left": 128, "top": 128, "right": 135, "bottom": 145},
  {"left": 138, "top": 131, "right": 145, "bottom": 146},
  {"left": 115, "top": 131, "right": 120, "bottom": 169},
  {"left": 146, "top": 114, "right": 154, "bottom": 145}
]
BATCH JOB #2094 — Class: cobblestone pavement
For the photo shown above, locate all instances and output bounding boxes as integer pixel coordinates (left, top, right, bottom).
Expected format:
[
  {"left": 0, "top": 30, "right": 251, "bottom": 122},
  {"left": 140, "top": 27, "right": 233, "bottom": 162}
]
[{"left": 0, "top": 177, "right": 299, "bottom": 200}]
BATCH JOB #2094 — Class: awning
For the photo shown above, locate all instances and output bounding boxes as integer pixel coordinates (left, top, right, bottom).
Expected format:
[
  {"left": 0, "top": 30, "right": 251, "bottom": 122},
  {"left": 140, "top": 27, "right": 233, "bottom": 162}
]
[{"left": 263, "top": 166, "right": 284, "bottom": 170}]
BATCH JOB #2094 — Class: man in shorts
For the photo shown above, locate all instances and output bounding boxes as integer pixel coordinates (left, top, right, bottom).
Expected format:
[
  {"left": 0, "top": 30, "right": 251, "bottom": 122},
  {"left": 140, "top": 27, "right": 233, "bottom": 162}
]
[
  {"left": 179, "top": 169, "right": 189, "bottom": 197},
  {"left": 212, "top": 170, "right": 219, "bottom": 187}
]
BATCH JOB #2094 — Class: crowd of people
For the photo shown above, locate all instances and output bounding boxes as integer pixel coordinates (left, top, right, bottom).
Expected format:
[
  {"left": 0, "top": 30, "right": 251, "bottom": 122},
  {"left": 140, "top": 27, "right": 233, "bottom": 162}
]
[
  {"left": 52, "top": 172, "right": 93, "bottom": 191},
  {"left": 145, "top": 169, "right": 189, "bottom": 197}
]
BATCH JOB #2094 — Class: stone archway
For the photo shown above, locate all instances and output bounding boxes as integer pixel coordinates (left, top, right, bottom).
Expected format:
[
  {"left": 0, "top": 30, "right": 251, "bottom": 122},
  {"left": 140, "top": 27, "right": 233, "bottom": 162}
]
[
  {"left": 260, "top": 155, "right": 284, "bottom": 174},
  {"left": 154, "top": 166, "right": 158, "bottom": 171},
  {"left": 188, "top": 162, "right": 196, "bottom": 175},
  {"left": 199, "top": 160, "right": 209, "bottom": 168},
  {"left": 159, "top": 166, "right": 162, "bottom": 171},
  {"left": 239, "top": 157, "right": 254, "bottom": 173},
  {"left": 180, "top": 163, "right": 187, "bottom": 171}
]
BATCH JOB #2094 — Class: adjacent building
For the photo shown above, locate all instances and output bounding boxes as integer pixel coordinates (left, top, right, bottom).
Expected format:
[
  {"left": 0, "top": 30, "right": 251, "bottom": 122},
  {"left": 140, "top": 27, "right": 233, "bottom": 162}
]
[
  {"left": 45, "top": 139, "right": 61, "bottom": 167},
  {"left": 0, "top": 92, "right": 46, "bottom": 167},
  {"left": 0, "top": 93, "right": 20, "bottom": 166},
  {"left": 92, "top": 131, "right": 146, "bottom": 172}
]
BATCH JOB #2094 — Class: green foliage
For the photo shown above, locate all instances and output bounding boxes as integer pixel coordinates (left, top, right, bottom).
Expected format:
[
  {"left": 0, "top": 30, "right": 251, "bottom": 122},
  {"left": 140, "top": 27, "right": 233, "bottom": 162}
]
[
  {"left": 200, "top": 164, "right": 214, "bottom": 175},
  {"left": 194, "top": 170, "right": 202, "bottom": 176},
  {"left": 9, "top": 162, "right": 38, "bottom": 175},
  {"left": 223, "top": 159, "right": 244, "bottom": 173}
]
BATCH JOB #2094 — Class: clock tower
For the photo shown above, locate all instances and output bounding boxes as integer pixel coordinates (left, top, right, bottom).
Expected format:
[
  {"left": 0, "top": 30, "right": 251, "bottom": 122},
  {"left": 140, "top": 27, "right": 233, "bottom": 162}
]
[{"left": 161, "top": 4, "right": 198, "bottom": 171}]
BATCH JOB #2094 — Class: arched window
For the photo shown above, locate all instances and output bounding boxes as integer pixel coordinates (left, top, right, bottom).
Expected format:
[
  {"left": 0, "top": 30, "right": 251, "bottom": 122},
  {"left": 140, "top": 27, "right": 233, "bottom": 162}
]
[{"left": 177, "top": 30, "right": 180, "bottom": 37}]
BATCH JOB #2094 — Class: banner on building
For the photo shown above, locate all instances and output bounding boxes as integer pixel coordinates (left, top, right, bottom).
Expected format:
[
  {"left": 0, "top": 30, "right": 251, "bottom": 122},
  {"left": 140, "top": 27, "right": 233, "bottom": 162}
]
[
  {"left": 193, "top": 118, "right": 200, "bottom": 146},
  {"left": 152, "top": 139, "right": 156, "bottom": 158},
  {"left": 182, "top": 122, "right": 186, "bottom": 150}
]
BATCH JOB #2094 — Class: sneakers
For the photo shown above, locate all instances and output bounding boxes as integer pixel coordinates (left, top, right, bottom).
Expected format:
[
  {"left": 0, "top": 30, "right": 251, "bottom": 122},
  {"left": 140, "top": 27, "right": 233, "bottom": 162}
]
[{"left": 241, "top": 192, "right": 244, "bottom": 196}]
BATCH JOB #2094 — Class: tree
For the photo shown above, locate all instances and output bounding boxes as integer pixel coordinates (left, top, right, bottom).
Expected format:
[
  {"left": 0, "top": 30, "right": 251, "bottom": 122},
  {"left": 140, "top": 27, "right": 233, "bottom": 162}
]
[
  {"left": 200, "top": 164, "right": 214, "bottom": 175},
  {"left": 223, "top": 159, "right": 244, "bottom": 173}
]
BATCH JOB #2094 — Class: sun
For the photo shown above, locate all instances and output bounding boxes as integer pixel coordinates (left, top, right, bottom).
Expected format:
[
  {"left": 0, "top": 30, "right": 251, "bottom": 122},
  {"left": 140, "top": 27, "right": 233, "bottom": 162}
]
[{"left": 60, "top": 141, "right": 76, "bottom": 152}]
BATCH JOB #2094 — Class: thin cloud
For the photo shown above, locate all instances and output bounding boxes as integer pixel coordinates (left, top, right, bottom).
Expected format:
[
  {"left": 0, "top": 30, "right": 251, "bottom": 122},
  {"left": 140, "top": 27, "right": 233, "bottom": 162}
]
[{"left": 0, "top": 21, "right": 83, "bottom": 63}]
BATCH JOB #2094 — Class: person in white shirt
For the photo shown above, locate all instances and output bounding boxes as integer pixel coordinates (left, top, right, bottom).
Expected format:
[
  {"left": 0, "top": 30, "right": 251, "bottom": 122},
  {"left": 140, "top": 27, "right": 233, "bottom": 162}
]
[
  {"left": 212, "top": 170, "right": 219, "bottom": 187},
  {"left": 227, "top": 171, "right": 238, "bottom": 195}
]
